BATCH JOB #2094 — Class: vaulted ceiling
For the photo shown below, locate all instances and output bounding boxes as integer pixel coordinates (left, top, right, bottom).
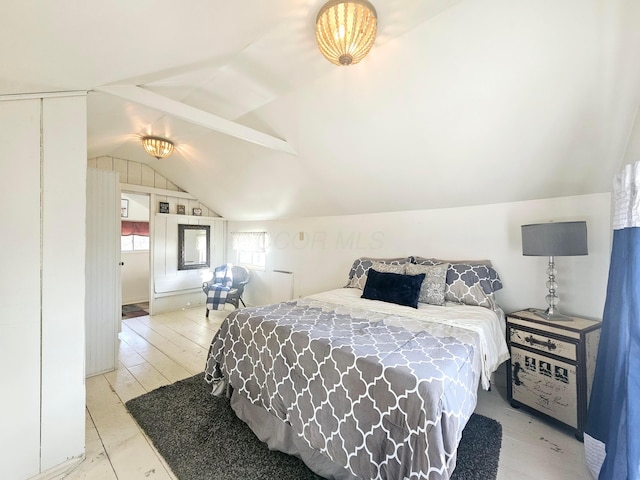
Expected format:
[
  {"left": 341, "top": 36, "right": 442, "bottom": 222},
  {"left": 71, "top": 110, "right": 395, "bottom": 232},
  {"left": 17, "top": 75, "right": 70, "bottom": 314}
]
[{"left": 2, "top": 0, "right": 640, "bottom": 220}]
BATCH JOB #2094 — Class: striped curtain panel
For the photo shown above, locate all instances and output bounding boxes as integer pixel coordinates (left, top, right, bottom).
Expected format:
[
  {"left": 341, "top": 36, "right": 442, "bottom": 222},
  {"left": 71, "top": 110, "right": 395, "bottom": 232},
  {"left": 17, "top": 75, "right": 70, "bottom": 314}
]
[{"left": 584, "top": 162, "right": 640, "bottom": 479}]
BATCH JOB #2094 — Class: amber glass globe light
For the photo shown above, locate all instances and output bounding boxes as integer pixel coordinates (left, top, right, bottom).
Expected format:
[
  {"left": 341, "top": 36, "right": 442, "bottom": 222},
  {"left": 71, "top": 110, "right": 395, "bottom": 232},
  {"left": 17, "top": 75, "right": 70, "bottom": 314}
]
[
  {"left": 315, "top": 0, "right": 377, "bottom": 66},
  {"left": 142, "top": 136, "right": 174, "bottom": 159}
]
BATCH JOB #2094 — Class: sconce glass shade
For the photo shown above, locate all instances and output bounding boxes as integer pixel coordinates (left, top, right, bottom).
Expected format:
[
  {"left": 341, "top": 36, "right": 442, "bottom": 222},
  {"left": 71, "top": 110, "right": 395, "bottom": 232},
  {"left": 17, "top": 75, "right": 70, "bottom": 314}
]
[
  {"left": 142, "top": 136, "right": 174, "bottom": 159},
  {"left": 315, "top": 0, "right": 377, "bottom": 66}
]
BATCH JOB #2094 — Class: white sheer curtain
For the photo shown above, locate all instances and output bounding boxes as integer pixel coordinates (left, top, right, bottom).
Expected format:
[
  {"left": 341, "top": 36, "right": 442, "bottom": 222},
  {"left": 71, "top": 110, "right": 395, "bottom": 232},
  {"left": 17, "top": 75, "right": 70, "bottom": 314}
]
[{"left": 231, "top": 232, "right": 266, "bottom": 252}]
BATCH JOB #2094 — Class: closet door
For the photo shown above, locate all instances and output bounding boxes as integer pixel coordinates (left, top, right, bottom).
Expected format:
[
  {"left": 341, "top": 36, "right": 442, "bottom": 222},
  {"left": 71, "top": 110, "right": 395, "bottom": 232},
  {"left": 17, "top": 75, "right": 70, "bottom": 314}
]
[
  {"left": 86, "top": 167, "right": 121, "bottom": 376},
  {"left": 0, "top": 94, "right": 87, "bottom": 477},
  {"left": 40, "top": 95, "right": 87, "bottom": 470},
  {"left": 0, "top": 98, "right": 42, "bottom": 480}
]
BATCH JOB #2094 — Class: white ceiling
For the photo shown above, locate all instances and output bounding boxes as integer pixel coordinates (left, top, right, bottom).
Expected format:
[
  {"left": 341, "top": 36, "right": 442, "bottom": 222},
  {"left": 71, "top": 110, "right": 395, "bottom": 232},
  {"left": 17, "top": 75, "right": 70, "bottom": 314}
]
[{"left": 3, "top": 0, "right": 640, "bottom": 220}]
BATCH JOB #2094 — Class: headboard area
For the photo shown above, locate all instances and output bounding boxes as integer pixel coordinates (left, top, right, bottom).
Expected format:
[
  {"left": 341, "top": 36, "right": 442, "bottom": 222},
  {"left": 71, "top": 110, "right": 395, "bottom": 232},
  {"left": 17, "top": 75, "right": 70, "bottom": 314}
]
[{"left": 345, "top": 256, "right": 502, "bottom": 310}]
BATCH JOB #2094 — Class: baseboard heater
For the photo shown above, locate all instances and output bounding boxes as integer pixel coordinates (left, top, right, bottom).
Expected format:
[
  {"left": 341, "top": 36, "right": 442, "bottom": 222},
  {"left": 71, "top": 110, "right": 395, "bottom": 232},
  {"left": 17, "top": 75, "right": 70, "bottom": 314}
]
[
  {"left": 269, "top": 270, "right": 294, "bottom": 303},
  {"left": 245, "top": 269, "right": 294, "bottom": 306}
]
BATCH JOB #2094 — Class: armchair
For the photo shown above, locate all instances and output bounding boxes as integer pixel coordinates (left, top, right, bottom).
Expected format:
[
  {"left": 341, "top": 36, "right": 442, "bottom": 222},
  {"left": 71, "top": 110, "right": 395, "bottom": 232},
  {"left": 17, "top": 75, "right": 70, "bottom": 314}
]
[
  {"left": 203, "top": 264, "right": 250, "bottom": 317},
  {"left": 226, "top": 265, "right": 250, "bottom": 309}
]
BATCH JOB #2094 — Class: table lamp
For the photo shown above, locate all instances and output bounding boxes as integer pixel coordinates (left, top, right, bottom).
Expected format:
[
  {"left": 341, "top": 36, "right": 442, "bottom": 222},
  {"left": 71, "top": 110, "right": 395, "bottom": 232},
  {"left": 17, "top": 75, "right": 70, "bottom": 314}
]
[{"left": 521, "top": 221, "right": 588, "bottom": 320}]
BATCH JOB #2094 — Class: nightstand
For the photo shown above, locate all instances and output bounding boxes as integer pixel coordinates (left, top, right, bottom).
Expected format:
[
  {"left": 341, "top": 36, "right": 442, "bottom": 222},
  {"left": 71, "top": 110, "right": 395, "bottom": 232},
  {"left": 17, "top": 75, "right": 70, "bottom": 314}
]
[{"left": 506, "top": 309, "right": 601, "bottom": 441}]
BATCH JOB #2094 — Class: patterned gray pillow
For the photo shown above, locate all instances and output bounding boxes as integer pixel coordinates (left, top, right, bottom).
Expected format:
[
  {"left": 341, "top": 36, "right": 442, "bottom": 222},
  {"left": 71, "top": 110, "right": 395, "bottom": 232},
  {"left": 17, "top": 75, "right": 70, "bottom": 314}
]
[
  {"left": 371, "top": 261, "right": 406, "bottom": 274},
  {"left": 410, "top": 257, "right": 503, "bottom": 309},
  {"left": 345, "top": 257, "right": 410, "bottom": 290},
  {"left": 444, "top": 263, "right": 503, "bottom": 309},
  {"left": 411, "top": 257, "right": 440, "bottom": 266},
  {"left": 406, "top": 263, "right": 448, "bottom": 306},
  {"left": 413, "top": 256, "right": 493, "bottom": 267}
]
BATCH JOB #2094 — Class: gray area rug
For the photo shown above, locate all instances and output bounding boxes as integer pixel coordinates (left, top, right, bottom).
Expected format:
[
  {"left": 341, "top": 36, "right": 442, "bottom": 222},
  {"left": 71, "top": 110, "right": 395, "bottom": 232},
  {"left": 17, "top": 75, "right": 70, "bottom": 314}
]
[{"left": 126, "top": 374, "right": 502, "bottom": 480}]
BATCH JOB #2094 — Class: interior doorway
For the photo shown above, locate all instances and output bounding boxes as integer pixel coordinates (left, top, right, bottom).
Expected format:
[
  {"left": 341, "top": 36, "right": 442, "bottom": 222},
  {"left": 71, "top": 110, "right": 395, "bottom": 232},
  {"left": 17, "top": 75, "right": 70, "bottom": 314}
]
[{"left": 120, "top": 192, "right": 150, "bottom": 318}]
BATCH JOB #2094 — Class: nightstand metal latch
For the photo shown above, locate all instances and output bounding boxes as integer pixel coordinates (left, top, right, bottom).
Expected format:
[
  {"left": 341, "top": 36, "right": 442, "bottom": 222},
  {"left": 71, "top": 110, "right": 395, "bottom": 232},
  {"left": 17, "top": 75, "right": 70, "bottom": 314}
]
[{"left": 525, "top": 335, "right": 557, "bottom": 351}]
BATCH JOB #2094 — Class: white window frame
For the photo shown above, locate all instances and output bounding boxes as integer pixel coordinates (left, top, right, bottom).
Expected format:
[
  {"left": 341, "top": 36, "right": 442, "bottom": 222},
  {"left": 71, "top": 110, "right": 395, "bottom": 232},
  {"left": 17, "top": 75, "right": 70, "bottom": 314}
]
[{"left": 121, "top": 234, "right": 150, "bottom": 252}]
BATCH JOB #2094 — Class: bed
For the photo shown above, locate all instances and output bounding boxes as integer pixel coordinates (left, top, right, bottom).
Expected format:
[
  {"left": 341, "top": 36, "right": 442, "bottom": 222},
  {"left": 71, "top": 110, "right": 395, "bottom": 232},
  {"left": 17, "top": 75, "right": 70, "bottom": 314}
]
[{"left": 204, "top": 257, "right": 510, "bottom": 480}]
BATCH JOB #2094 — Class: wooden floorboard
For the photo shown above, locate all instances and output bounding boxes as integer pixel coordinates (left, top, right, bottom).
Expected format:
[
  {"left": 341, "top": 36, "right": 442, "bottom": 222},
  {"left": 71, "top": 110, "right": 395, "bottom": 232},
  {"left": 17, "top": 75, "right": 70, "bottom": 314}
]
[{"left": 63, "top": 307, "right": 228, "bottom": 480}]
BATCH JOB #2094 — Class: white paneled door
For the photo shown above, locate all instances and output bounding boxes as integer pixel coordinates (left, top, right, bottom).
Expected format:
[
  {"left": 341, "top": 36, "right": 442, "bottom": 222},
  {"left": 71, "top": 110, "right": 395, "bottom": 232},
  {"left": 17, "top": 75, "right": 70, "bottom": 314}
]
[
  {"left": 1, "top": 94, "right": 87, "bottom": 478},
  {"left": 0, "top": 97, "right": 43, "bottom": 480},
  {"left": 86, "top": 168, "right": 121, "bottom": 376}
]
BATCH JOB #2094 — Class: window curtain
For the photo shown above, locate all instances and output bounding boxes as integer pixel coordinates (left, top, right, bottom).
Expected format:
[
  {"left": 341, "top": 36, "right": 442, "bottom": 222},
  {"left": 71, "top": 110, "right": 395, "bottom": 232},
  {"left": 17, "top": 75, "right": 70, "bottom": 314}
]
[
  {"left": 584, "top": 162, "right": 640, "bottom": 479},
  {"left": 231, "top": 232, "right": 266, "bottom": 252},
  {"left": 121, "top": 221, "right": 150, "bottom": 236}
]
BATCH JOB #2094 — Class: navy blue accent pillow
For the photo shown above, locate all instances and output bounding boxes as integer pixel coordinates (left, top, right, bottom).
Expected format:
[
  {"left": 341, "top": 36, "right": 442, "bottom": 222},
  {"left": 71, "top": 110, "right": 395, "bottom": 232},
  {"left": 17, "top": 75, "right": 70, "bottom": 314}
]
[{"left": 361, "top": 269, "right": 426, "bottom": 309}]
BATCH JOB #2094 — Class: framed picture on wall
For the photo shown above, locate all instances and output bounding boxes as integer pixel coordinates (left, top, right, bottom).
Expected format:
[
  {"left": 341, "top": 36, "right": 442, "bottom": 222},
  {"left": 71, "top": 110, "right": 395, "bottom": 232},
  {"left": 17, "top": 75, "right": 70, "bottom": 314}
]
[
  {"left": 177, "top": 204, "right": 186, "bottom": 215},
  {"left": 121, "top": 199, "right": 129, "bottom": 218},
  {"left": 192, "top": 207, "right": 202, "bottom": 216},
  {"left": 159, "top": 201, "right": 170, "bottom": 214}
]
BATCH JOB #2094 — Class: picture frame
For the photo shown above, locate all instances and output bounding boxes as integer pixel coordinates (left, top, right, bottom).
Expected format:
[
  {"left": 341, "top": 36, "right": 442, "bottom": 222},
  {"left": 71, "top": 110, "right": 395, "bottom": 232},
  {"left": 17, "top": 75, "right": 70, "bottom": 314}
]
[
  {"left": 159, "top": 201, "right": 170, "bottom": 214},
  {"left": 121, "top": 199, "right": 129, "bottom": 218},
  {"left": 177, "top": 204, "right": 186, "bottom": 215},
  {"left": 192, "top": 207, "right": 202, "bottom": 216}
]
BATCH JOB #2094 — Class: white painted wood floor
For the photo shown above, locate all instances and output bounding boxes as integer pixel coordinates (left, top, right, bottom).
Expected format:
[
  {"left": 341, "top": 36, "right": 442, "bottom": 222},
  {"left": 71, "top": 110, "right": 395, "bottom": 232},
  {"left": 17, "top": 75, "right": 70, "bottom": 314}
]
[{"left": 63, "top": 306, "right": 591, "bottom": 480}]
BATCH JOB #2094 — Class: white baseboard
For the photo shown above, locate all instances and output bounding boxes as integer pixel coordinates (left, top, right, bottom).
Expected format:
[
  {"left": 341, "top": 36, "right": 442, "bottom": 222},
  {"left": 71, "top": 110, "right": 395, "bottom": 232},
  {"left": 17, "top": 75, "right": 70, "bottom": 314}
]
[{"left": 122, "top": 298, "right": 149, "bottom": 305}]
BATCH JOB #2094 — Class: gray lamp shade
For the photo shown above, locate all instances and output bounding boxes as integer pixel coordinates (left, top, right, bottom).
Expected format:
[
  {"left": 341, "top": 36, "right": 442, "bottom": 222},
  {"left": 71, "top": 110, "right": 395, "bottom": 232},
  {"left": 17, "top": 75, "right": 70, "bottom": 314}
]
[{"left": 521, "top": 221, "right": 588, "bottom": 256}]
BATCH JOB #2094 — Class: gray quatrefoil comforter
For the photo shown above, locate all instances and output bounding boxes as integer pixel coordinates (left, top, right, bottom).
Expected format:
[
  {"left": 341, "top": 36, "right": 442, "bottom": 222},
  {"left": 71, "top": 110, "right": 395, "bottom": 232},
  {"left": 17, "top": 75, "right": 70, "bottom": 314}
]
[{"left": 204, "top": 288, "right": 509, "bottom": 480}]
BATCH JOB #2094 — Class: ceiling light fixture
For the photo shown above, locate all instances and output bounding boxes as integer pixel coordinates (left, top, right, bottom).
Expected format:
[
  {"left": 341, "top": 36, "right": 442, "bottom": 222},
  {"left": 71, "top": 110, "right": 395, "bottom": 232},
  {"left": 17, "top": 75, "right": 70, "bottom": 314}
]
[
  {"left": 315, "top": 0, "right": 378, "bottom": 66},
  {"left": 142, "top": 136, "right": 174, "bottom": 159}
]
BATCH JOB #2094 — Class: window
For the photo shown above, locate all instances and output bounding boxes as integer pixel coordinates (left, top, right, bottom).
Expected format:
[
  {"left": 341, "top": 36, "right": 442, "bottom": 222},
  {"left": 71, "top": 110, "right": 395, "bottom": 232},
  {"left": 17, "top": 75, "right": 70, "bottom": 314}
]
[
  {"left": 121, "top": 235, "right": 150, "bottom": 252},
  {"left": 231, "top": 232, "right": 266, "bottom": 270},
  {"left": 122, "top": 221, "right": 150, "bottom": 252}
]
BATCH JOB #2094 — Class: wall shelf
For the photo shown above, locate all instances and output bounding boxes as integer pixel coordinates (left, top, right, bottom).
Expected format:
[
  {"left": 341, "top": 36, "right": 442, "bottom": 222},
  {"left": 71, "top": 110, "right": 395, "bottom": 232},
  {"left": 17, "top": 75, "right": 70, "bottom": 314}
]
[{"left": 154, "top": 213, "right": 225, "bottom": 221}]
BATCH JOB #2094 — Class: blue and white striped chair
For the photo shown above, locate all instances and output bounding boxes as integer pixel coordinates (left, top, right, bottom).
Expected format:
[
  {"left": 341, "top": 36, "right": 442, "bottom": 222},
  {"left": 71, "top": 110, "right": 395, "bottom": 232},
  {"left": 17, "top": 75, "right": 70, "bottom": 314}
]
[{"left": 203, "top": 264, "right": 250, "bottom": 317}]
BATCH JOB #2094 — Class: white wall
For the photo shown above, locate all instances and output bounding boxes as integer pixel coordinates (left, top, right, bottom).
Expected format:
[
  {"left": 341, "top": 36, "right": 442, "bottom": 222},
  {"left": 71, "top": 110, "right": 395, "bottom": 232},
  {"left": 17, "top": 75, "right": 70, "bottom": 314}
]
[
  {"left": 0, "top": 95, "right": 86, "bottom": 478},
  {"left": 620, "top": 104, "right": 640, "bottom": 169},
  {"left": 122, "top": 252, "right": 150, "bottom": 304},
  {"left": 153, "top": 212, "right": 226, "bottom": 313},
  {"left": 121, "top": 191, "right": 149, "bottom": 221},
  {"left": 229, "top": 193, "right": 611, "bottom": 320}
]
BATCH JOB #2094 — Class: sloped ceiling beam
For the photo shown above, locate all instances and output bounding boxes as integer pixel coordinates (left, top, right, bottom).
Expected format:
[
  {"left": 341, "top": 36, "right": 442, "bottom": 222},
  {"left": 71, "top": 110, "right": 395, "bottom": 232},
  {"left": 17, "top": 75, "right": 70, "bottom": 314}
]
[{"left": 95, "top": 84, "right": 296, "bottom": 155}]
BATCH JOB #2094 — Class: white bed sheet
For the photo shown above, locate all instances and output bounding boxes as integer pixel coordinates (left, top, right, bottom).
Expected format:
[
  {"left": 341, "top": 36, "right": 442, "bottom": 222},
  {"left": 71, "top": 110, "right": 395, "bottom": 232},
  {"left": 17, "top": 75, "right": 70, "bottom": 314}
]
[{"left": 307, "top": 287, "right": 510, "bottom": 390}]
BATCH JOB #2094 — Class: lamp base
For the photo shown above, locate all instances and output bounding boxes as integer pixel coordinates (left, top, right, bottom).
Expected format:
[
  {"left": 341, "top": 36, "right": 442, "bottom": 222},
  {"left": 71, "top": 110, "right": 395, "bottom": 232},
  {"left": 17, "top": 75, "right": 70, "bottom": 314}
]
[{"left": 530, "top": 308, "right": 573, "bottom": 321}]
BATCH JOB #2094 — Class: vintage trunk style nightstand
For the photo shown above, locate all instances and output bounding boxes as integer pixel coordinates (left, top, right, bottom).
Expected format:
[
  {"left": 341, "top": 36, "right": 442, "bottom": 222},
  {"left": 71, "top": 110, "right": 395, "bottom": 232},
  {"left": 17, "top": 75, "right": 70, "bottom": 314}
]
[{"left": 506, "top": 309, "right": 601, "bottom": 441}]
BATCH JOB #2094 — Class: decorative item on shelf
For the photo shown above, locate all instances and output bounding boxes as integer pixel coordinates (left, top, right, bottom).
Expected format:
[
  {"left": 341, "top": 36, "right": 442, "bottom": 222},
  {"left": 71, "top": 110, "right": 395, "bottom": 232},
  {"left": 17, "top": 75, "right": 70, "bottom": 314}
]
[
  {"left": 142, "top": 136, "right": 174, "bottom": 160},
  {"left": 521, "top": 221, "right": 588, "bottom": 320},
  {"left": 159, "top": 201, "right": 170, "bottom": 214},
  {"left": 177, "top": 205, "right": 186, "bottom": 215},
  {"left": 121, "top": 199, "right": 129, "bottom": 218},
  {"left": 315, "top": 0, "right": 377, "bottom": 66},
  {"left": 192, "top": 207, "right": 202, "bottom": 216}
]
